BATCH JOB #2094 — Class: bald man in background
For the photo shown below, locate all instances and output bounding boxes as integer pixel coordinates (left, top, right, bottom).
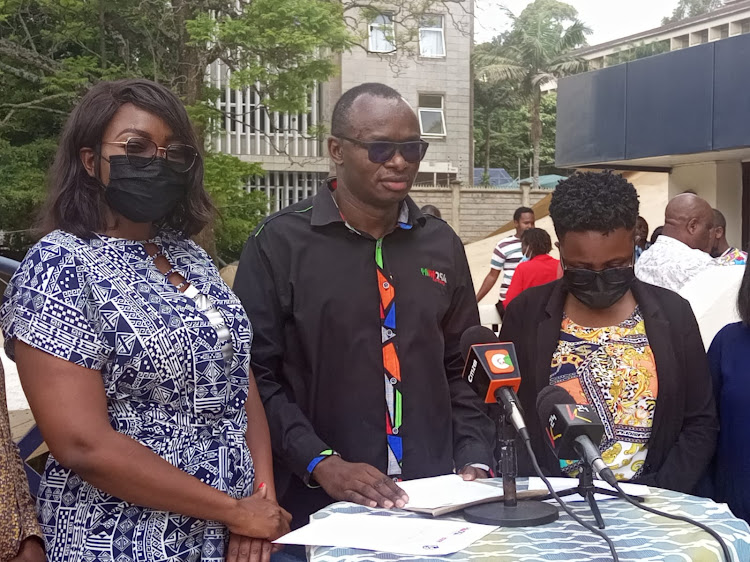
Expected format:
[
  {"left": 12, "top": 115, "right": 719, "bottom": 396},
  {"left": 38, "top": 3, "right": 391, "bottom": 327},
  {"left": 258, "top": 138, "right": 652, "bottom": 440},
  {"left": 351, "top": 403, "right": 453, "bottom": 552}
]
[{"left": 636, "top": 193, "right": 716, "bottom": 292}]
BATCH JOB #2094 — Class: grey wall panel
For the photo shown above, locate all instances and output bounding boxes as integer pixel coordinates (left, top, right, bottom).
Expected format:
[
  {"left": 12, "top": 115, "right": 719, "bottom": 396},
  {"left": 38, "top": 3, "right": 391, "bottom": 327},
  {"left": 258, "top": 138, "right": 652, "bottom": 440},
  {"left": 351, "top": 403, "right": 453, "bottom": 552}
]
[
  {"left": 556, "top": 65, "right": 627, "bottom": 168},
  {"left": 714, "top": 33, "right": 750, "bottom": 151},
  {"left": 625, "top": 43, "right": 714, "bottom": 159}
]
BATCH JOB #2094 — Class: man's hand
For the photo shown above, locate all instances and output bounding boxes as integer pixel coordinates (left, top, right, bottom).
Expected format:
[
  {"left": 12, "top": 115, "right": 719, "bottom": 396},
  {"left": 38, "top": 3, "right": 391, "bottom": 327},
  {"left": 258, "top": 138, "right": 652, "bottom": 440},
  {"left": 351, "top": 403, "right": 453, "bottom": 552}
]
[
  {"left": 458, "top": 465, "right": 489, "bottom": 481},
  {"left": 10, "top": 537, "right": 45, "bottom": 562},
  {"left": 312, "top": 456, "right": 409, "bottom": 509}
]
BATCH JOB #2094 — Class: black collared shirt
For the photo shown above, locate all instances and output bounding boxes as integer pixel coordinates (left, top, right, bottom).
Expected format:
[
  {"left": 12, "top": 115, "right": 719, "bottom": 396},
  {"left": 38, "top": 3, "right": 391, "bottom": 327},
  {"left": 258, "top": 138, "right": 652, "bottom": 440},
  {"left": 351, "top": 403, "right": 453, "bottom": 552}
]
[{"left": 233, "top": 182, "right": 495, "bottom": 523}]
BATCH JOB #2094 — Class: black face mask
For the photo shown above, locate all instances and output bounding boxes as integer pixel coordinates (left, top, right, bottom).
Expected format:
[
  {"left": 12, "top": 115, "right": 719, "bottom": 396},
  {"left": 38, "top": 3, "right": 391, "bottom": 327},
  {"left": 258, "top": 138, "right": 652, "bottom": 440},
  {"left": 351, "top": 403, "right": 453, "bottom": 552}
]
[
  {"left": 103, "top": 155, "right": 188, "bottom": 223},
  {"left": 562, "top": 261, "right": 636, "bottom": 310}
]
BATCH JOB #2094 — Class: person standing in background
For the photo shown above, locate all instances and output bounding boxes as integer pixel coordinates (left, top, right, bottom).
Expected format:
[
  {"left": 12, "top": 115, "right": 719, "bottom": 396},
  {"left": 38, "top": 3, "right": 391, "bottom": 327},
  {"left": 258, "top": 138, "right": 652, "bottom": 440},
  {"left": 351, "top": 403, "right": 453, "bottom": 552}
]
[
  {"left": 476, "top": 206, "right": 535, "bottom": 316},
  {"left": 635, "top": 193, "right": 715, "bottom": 292},
  {"left": 504, "top": 228, "right": 559, "bottom": 305},
  {"left": 635, "top": 216, "right": 651, "bottom": 262},
  {"left": 650, "top": 226, "right": 664, "bottom": 245},
  {"left": 0, "top": 360, "right": 44, "bottom": 562},
  {"left": 710, "top": 209, "right": 747, "bottom": 265},
  {"left": 420, "top": 204, "right": 442, "bottom": 219}
]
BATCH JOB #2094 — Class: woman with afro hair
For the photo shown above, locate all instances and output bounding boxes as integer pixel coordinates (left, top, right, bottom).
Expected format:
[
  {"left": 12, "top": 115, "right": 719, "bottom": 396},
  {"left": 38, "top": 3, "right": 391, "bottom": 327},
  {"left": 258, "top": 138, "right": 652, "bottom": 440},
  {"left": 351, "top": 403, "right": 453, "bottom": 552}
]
[{"left": 500, "top": 171, "right": 718, "bottom": 494}]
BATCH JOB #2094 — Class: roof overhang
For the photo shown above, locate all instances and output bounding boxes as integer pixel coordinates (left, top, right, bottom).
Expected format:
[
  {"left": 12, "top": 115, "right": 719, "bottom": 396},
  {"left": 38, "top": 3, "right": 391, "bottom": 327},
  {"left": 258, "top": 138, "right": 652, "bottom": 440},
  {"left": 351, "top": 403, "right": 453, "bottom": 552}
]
[{"left": 556, "top": 33, "right": 750, "bottom": 171}]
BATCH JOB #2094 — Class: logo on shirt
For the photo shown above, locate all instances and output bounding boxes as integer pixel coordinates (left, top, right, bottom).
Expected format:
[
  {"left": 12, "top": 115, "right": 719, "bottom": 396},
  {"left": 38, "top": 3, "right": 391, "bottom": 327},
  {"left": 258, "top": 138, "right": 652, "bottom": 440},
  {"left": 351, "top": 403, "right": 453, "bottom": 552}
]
[
  {"left": 485, "top": 350, "right": 515, "bottom": 374},
  {"left": 420, "top": 268, "right": 447, "bottom": 286}
]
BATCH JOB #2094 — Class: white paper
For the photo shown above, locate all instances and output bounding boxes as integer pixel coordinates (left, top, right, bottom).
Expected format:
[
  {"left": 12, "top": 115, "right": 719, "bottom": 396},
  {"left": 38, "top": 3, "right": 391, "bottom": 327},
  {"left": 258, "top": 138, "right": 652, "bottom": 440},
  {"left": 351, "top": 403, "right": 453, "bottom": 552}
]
[
  {"left": 527, "top": 477, "right": 650, "bottom": 502},
  {"left": 274, "top": 512, "right": 497, "bottom": 556},
  {"left": 398, "top": 474, "right": 503, "bottom": 510}
]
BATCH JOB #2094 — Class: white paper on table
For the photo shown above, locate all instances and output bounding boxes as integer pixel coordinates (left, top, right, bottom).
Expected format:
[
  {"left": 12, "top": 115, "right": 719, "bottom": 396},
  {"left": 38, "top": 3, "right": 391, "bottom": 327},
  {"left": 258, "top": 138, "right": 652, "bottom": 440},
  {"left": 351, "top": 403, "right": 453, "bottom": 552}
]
[
  {"left": 398, "top": 474, "right": 503, "bottom": 510},
  {"left": 274, "top": 512, "right": 497, "bottom": 556},
  {"left": 527, "top": 477, "right": 650, "bottom": 502}
]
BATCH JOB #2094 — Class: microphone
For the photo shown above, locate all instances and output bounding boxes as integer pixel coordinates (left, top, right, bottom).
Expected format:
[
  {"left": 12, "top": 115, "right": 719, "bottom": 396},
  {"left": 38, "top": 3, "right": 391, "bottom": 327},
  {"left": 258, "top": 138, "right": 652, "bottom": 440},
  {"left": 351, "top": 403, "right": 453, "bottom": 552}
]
[
  {"left": 536, "top": 386, "right": 618, "bottom": 487},
  {"left": 459, "top": 326, "right": 560, "bottom": 528},
  {"left": 460, "top": 326, "right": 528, "bottom": 441}
]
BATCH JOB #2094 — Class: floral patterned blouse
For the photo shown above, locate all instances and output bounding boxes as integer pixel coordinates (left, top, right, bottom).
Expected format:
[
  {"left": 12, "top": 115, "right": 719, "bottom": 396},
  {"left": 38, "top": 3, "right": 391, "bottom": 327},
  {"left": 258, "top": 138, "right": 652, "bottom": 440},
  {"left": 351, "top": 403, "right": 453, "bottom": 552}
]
[{"left": 551, "top": 307, "right": 658, "bottom": 481}]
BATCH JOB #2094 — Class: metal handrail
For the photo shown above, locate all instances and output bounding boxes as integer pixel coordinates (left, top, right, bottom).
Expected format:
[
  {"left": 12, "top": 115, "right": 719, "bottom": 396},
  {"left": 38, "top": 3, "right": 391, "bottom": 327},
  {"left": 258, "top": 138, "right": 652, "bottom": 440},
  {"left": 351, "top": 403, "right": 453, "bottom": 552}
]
[{"left": 0, "top": 255, "right": 20, "bottom": 277}]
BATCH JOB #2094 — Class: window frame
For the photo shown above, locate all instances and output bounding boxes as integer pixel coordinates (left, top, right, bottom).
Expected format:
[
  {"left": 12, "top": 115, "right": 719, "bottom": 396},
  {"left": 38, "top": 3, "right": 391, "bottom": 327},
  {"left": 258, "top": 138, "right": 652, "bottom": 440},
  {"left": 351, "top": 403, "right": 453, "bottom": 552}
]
[
  {"left": 368, "top": 13, "right": 396, "bottom": 54},
  {"left": 418, "top": 94, "right": 447, "bottom": 137},
  {"left": 419, "top": 14, "right": 446, "bottom": 58}
]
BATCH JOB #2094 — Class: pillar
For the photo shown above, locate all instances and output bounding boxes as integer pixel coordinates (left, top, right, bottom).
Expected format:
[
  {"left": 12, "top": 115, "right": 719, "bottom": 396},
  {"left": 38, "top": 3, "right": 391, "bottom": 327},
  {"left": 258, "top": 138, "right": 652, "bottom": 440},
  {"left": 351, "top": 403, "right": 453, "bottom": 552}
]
[{"left": 668, "top": 161, "right": 742, "bottom": 250}]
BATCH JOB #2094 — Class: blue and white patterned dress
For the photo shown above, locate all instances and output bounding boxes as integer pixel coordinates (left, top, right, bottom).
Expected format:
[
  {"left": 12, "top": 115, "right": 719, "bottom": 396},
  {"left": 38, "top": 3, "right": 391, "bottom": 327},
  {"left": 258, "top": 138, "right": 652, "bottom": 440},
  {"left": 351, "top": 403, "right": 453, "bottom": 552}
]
[{"left": 1, "top": 229, "right": 255, "bottom": 562}]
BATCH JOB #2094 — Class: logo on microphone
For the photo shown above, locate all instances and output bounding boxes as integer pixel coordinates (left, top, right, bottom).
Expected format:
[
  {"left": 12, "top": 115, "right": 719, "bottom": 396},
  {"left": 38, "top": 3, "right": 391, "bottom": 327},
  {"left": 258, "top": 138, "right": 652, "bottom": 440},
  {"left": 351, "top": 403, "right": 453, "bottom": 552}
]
[
  {"left": 564, "top": 404, "right": 594, "bottom": 423},
  {"left": 484, "top": 350, "right": 514, "bottom": 374}
]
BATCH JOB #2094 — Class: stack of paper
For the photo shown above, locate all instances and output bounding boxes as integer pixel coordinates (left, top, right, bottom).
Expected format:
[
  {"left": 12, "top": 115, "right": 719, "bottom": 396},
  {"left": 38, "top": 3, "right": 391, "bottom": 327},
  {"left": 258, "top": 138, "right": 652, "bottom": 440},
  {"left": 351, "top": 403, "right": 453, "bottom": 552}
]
[
  {"left": 275, "top": 512, "right": 497, "bottom": 556},
  {"left": 398, "top": 474, "right": 506, "bottom": 516}
]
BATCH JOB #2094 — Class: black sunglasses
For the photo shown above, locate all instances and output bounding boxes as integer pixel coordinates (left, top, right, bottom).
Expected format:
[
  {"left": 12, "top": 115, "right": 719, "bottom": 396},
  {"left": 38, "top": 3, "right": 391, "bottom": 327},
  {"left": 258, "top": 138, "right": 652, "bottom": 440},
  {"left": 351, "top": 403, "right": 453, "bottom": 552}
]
[
  {"left": 338, "top": 136, "right": 429, "bottom": 164},
  {"left": 563, "top": 265, "right": 634, "bottom": 287}
]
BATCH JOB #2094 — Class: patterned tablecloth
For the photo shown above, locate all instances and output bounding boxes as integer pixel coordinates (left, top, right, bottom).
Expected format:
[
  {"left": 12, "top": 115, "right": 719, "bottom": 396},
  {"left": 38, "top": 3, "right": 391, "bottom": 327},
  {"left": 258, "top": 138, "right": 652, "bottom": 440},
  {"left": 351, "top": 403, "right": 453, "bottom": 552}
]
[{"left": 307, "top": 479, "right": 750, "bottom": 561}]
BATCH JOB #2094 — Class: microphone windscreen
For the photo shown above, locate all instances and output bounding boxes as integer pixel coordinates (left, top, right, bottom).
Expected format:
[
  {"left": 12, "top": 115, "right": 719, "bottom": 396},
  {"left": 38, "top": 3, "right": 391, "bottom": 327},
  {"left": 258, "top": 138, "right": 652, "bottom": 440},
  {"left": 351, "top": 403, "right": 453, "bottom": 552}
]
[
  {"left": 536, "top": 385, "right": 576, "bottom": 427},
  {"left": 459, "top": 325, "right": 499, "bottom": 361}
]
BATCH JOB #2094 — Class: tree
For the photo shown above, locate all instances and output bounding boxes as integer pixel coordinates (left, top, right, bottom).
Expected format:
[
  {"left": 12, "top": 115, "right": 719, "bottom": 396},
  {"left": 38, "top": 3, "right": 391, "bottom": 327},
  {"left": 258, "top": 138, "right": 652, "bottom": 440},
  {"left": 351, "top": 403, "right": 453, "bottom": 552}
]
[
  {"left": 474, "top": 40, "right": 517, "bottom": 184},
  {"left": 473, "top": 90, "right": 560, "bottom": 180},
  {"left": 203, "top": 153, "right": 267, "bottom": 262},
  {"left": 475, "top": 0, "right": 589, "bottom": 189},
  {"left": 1, "top": 0, "right": 470, "bottom": 261},
  {"left": 662, "top": 0, "right": 723, "bottom": 24},
  {"left": 0, "top": 0, "right": 351, "bottom": 261}
]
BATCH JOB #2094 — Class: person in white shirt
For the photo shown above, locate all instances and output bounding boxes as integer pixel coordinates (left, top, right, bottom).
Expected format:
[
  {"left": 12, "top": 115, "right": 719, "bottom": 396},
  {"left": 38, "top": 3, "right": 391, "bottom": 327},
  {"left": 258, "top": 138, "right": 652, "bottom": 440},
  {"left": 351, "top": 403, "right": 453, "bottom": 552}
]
[
  {"left": 635, "top": 193, "right": 715, "bottom": 292},
  {"left": 679, "top": 265, "right": 744, "bottom": 350},
  {"left": 475, "top": 206, "right": 535, "bottom": 315}
]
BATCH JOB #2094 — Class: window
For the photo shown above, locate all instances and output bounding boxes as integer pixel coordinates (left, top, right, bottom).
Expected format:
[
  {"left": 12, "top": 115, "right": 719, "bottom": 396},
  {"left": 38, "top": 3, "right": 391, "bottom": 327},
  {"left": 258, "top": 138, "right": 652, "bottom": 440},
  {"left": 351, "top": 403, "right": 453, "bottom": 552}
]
[
  {"left": 690, "top": 29, "right": 708, "bottom": 45},
  {"left": 742, "top": 19, "right": 750, "bottom": 34},
  {"left": 604, "top": 53, "right": 620, "bottom": 67},
  {"left": 369, "top": 14, "right": 395, "bottom": 53},
  {"left": 418, "top": 94, "right": 446, "bottom": 136},
  {"left": 672, "top": 35, "right": 689, "bottom": 49},
  {"left": 711, "top": 24, "right": 729, "bottom": 40},
  {"left": 419, "top": 15, "right": 445, "bottom": 57}
]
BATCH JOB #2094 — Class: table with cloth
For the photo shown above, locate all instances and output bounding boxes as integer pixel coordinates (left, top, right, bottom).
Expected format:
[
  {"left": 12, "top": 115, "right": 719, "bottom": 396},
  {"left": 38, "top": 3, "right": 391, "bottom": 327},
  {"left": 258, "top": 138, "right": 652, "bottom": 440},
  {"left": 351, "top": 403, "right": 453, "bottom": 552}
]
[{"left": 307, "top": 478, "right": 750, "bottom": 561}]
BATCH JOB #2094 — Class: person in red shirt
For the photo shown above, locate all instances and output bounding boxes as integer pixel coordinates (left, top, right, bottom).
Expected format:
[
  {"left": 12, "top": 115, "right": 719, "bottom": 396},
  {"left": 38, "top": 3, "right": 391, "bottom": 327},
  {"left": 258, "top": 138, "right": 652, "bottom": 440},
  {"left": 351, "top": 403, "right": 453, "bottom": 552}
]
[{"left": 505, "top": 228, "right": 560, "bottom": 304}]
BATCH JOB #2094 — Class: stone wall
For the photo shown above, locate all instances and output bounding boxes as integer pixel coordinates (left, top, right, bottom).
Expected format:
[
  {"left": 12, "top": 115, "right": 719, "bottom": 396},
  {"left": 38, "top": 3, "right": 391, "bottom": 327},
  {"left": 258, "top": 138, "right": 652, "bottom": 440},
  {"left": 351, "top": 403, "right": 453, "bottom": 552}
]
[{"left": 410, "top": 186, "right": 550, "bottom": 243}]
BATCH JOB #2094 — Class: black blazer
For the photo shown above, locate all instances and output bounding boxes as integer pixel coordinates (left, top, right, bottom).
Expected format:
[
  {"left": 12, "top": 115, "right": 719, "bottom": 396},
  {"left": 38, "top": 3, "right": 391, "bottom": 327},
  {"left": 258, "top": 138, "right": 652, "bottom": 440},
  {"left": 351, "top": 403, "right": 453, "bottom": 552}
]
[{"left": 500, "top": 279, "right": 719, "bottom": 494}]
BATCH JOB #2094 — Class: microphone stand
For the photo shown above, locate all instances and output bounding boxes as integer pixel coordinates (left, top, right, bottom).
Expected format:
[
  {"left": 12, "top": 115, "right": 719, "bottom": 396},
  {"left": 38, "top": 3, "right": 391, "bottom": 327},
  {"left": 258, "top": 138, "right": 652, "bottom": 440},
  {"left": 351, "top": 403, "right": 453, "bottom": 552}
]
[
  {"left": 463, "top": 408, "right": 558, "bottom": 527},
  {"left": 540, "top": 465, "right": 643, "bottom": 529}
]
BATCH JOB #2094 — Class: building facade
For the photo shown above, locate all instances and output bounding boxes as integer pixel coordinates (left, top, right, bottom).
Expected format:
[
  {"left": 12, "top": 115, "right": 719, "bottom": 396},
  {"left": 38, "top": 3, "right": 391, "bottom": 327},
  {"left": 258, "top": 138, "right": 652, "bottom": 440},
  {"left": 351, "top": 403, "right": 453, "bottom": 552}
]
[
  {"left": 557, "top": 28, "right": 750, "bottom": 253},
  {"left": 207, "top": 1, "right": 474, "bottom": 214},
  {"left": 579, "top": 0, "right": 750, "bottom": 68}
]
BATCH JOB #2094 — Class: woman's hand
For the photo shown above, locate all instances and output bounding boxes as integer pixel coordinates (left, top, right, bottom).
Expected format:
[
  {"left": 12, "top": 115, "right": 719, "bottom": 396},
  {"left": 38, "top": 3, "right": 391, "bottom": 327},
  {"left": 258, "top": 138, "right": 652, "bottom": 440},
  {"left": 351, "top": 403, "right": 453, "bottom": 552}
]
[
  {"left": 227, "top": 484, "right": 292, "bottom": 542},
  {"left": 226, "top": 533, "right": 285, "bottom": 562},
  {"left": 10, "top": 537, "right": 45, "bottom": 562}
]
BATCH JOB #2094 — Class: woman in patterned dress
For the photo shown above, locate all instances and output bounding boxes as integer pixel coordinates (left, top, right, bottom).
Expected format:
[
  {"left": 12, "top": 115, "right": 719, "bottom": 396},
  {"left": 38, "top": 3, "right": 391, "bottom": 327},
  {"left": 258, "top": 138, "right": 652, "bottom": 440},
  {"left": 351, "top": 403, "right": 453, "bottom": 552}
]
[
  {"left": 500, "top": 171, "right": 718, "bottom": 493},
  {"left": 1, "top": 79, "right": 290, "bottom": 561}
]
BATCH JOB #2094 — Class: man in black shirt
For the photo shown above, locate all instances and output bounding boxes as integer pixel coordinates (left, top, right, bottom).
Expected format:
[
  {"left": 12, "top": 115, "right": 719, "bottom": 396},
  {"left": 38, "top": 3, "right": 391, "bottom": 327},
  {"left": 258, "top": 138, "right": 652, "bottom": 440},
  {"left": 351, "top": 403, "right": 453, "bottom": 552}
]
[{"left": 234, "top": 83, "right": 495, "bottom": 535}]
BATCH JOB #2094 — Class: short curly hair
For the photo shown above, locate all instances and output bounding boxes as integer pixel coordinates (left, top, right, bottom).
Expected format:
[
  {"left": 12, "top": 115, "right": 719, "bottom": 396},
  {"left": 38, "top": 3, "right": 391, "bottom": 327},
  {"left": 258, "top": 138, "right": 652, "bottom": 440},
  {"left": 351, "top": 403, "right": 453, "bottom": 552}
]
[
  {"left": 521, "top": 228, "right": 552, "bottom": 257},
  {"left": 549, "top": 171, "right": 639, "bottom": 238}
]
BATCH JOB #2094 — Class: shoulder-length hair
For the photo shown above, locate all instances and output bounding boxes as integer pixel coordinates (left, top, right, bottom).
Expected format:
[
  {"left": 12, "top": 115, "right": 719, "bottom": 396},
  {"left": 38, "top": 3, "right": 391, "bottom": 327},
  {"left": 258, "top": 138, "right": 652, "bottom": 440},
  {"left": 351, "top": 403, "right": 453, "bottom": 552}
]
[
  {"left": 39, "top": 79, "right": 214, "bottom": 238},
  {"left": 739, "top": 260, "right": 750, "bottom": 326}
]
